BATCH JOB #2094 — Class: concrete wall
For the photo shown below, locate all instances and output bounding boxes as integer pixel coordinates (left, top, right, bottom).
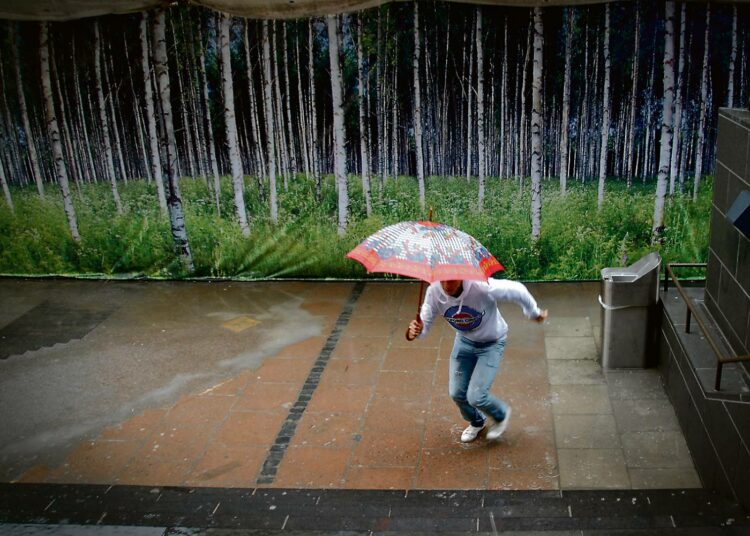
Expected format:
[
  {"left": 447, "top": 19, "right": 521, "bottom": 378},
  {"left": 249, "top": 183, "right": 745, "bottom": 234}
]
[{"left": 706, "top": 109, "right": 750, "bottom": 361}]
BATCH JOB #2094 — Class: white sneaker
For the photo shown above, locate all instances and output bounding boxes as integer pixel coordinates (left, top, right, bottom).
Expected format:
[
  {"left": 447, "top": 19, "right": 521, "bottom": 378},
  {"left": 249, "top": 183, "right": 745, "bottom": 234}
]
[
  {"left": 486, "top": 407, "right": 512, "bottom": 441},
  {"left": 460, "top": 422, "right": 485, "bottom": 443}
]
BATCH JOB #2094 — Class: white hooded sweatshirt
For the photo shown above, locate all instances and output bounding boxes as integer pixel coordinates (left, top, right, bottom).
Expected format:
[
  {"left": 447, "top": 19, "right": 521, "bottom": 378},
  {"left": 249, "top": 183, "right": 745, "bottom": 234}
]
[{"left": 418, "top": 278, "right": 542, "bottom": 343}]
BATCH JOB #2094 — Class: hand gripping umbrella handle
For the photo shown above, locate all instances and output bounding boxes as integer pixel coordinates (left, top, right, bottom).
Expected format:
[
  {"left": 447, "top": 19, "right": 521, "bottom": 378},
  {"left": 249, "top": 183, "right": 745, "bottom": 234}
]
[{"left": 405, "top": 281, "right": 426, "bottom": 341}]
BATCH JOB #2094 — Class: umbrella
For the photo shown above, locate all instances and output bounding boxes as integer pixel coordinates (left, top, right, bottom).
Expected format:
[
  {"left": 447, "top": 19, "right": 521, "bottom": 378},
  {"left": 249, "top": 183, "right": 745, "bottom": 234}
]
[{"left": 346, "top": 220, "right": 504, "bottom": 339}]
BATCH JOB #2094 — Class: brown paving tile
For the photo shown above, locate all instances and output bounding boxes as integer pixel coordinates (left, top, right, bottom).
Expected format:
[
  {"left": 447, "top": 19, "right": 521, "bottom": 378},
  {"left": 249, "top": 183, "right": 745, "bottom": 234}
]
[
  {"left": 197, "top": 372, "right": 255, "bottom": 397},
  {"left": 186, "top": 444, "right": 267, "bottom": 487},
  {"left": 293, "top": 412, "right": 362, "bottom": 448},
  {"left": 16, "top": 465, "right": 52, "bottom": 483},
  {"left": 362, "top": 396, "right": 428, "bottom": 431},
  {"left": 331, "top": 336, "right": 390, "bottom": 360},
  {"left": 99, "top": 408, "right": 166, "bottom": 442},
  {"left": 215, "top": 411, "right": 286, "bottom": 446},
  {"left": 139, "top": 424, "right": 217, "bottom": 463},
  {"left": 164, "top": 396, "right": 238, "bottom": 426},
  {"left": 303, "top": 301, "right": 345, "bottom": 319},
  {"left": 488, "top": 428, "right": 558, "bottom": 472},
  {"left": 429, "top": 394, "right": 459, "bottom": 418},
  {"left": 489, "top": 468, "right": 560, "bottom": 490},
  {"left": 415, "top": 445, "right": 489, "bottom": 489},
  {"left": 234, "top": 382, "right": 299, "bottom": 413},
  {"left": 433, "top": 359, "right": 451, "bottom": 387},
  {"left": 306, "top": 385, "right": 373, "bottom": 414},
  {"left": 345, "top": 466, "right": 415, "bottom": 489},
  {"left": 422, "top": 414, "right": 466, "bottom": 449},
  {"left": 495, "top": 395, "right": 554, "bottom": 432},
  {"left": 319, "top": 359, "right": 381, "bottom": 385},
  {"left": 273, "top": 446, "right": 350, "bottom": 488},
  {"left": 254, "top": 358, "right": 314, "bottom": 383},
  {"left": 47, "top": 440, "right": 141, "bottom": 484},
  {"left": 303, "top": 283, "right": 353, "bottom": 301},
  {"left": 273, "top": 336, "right": 328, "bottom": 358},
  {"left": 119, "top": 456, "right": 193, "bottom": 486},
  {"left": 375, "top": 371, "right": 434, "bottom": 400},
  {"left": 383, "top": 347, "right": 439, "bottom": 371},
  {"left": 351, "top": 430, "right": 422, "bottom": 467},
  {"left": 344, "top": 315, "right": 398, "bottom": 337}
]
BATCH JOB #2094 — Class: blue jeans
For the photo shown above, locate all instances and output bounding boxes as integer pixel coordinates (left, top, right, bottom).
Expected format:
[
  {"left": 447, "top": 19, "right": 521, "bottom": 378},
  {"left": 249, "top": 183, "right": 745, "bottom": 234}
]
[{"left": 448, "top": 335, "right": 508, "bottom": 427}]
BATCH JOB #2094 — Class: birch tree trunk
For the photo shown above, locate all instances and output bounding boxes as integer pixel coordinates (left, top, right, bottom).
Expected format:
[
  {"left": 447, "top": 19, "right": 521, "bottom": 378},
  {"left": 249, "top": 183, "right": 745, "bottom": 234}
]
[
  {"left": 530, "top": 7, "right": 543, "bottom": 241},
  {"left": 94, "top": 21, "right": 123, "bottom": 214},
  {"left": 1, "top": 149, "right": 14, "bottom": 212},
  {"left": 625, "top": 5, "right": 640, "bottom": 187},
  {"left": 520, "top": 20, "right": 532, "bottom": 181},
  {"left": 413, "top": 2, "right": 426, "bottom": 209},
  {"left": 282, "top": 22, "right": 297, "bottom": 176},
  {"left": 220, "top": 13, "right": 250, "bottom": 235},
  {"left": 476, "top": 6, "right": 486, "bottom": 210},
  {"left": 327, "top": 14, "right": 349, "bottom": 235},
  {"left": 559, "top": 8, "right": 572, "bottom": 195},
  {"left": 694, "top": 4, "right": 710, "bottom": 201},
  {"left": 669, "top": 2, "right": 686, "bottom": 196},
  {"left": 103, "top": 40, "right": 128, "bottom": 183},
  {"left": 11, "top": 25, "right": 45, "bottom": 198},
  {"left": 465, "top": 15, "right": 474, "bottom": 180},
  {"left": 140, "top": 13, "right": 167, "bottom": 213},
  {"left": 271, "top": 23, "right": 289, "bottom": 188},
  {"left": 153, "top": 10, "right": 194, "bottom": 272},
  {"left": 597, "top": 4, "right": 611, "bottom": 211},
  {"left": 262, "top": 20, "right": 279, "bottom": 221},
  {"left": 499, "top": 16, "right": 508, "bottom": 179},
  {"left": 200, "top": 17, "right": 221, "bottom": 214},
  {"left": 40, "top": 23, "right": 79, "bottom": 242},
  {"left": 653, "top": 1, "right": 675, "bottom": 240},
  {"left": 357, "top": 13, "right": 373, "bottom": 216},
  {"left": 728, "top": 4, "right": 737, "bottom": 107},
  {"left": 308, "top": 19, "right": 321, "bottom": 199},
  {"left": 295, "top": 28, "right": 310, "bottom": 178}
]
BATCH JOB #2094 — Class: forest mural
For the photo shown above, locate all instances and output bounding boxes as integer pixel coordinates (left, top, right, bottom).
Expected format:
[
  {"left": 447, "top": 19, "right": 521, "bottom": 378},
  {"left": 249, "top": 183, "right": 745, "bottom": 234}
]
[{"left": 0, "top": 1, "right": 746, "bottom": 280}]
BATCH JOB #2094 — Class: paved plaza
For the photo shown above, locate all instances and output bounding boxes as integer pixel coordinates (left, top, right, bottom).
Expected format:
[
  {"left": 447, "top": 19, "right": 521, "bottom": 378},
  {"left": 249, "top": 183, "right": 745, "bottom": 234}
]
[{"left": 0, "top": 278, "right": 700, "bottom": 493}]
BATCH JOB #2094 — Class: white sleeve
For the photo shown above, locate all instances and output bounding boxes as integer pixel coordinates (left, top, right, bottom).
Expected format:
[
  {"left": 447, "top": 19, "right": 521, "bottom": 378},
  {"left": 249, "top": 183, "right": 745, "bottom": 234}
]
[
  {"left": 417, "top": 286, "right": 439, "bottom": 339},
  {"left": 487, "top": 278, "right": 542, "bottom": 319}
]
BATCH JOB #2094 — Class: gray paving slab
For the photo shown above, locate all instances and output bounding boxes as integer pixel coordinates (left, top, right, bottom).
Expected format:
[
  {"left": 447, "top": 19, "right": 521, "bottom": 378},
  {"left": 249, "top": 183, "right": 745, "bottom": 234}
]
[
  {"left": 545, "top": 336, "right": 598, "bottom": 360},
  {"left": 548, "top": 360, "right": 606, "bottom": 385},
  {"left": 554, "top": 414, "right": 620, "bottom": 449},
  {"left": 542, "top": 317, "right": 594, "bottom": 338},
  {"left": 558, "top": 448, "right": 631, "bottom": 489},
  {"left": 605, "top": 370, "right": 668, "bottom": 400},
  {"left": 611, "top": 398, "right": 681, "bottom": 432},
  {"left": 621, "top": 431, "right": 695, "bottom": 469},
  {"left": 549, "top": 385, "right": 613, "bottom": 415},
  {"left": 628, "top": 467, "right": 702, "bottom": 489}
]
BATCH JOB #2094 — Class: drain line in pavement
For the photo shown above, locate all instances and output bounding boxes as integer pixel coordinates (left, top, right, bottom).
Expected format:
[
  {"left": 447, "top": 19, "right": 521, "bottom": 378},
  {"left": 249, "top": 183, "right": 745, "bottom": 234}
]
[{"left": 256, "top": 281, "right": 366, "bottom": 484}]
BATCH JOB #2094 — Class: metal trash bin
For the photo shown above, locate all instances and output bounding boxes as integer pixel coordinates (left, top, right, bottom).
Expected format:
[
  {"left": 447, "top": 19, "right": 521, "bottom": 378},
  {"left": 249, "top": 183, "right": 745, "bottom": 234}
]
[{"left": 599, "top": 252, "right": 661, "bottom": 368}]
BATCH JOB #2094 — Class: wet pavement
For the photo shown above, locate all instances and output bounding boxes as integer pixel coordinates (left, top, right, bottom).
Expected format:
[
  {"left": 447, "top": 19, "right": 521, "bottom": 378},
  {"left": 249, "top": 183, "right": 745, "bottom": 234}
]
[{"left": 0, "top": 278, "right": 700, "bottom": 491}]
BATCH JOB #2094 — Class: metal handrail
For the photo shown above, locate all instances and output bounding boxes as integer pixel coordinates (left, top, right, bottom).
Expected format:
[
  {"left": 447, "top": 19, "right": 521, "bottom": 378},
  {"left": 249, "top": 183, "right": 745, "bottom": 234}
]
[{"left": 663, "top": 262, "right": 750, "bottom": 391}]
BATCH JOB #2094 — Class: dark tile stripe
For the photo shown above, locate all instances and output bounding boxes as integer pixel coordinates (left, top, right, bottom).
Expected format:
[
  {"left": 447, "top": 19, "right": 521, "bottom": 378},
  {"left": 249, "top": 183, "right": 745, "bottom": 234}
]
[
  {"left": 256, "top": 281, "right": 365, "bottom": 484},
  {"left": 0, "top": 484, "right": 746, "bottom": 531}
]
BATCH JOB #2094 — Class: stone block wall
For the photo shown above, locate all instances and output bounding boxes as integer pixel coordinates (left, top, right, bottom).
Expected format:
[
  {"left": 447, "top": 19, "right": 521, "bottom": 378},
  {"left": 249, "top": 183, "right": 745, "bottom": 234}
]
[{"left": 706, "top": 109, "right": 750, "bottom": 364}]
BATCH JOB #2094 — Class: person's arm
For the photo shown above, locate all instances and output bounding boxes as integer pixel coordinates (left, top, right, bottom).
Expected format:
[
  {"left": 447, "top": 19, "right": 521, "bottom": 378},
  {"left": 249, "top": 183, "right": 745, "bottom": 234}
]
[
  {"left": 407, "top": 287, "right": 438, "bottom": 340},
  {"left": 487, "top": 278, "right": 546, "bottom": 321}
]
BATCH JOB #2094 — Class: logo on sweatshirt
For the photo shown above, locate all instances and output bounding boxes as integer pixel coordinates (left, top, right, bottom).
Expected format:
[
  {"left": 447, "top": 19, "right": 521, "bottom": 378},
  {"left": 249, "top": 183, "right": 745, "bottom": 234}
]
[{"left": 444, "top": 305, "right": 484, "bottom": 331}]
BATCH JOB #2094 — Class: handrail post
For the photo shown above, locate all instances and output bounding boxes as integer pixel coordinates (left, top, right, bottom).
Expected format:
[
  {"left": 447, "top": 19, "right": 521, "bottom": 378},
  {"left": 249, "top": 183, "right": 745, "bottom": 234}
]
[{"left": 685, "top": 307, "right": 691, "bottom": 334}]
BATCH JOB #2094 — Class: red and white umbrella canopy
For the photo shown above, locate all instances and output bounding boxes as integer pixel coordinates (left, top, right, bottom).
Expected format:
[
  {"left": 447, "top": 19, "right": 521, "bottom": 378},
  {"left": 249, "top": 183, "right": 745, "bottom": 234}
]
[{"left": 347, "top": 220, "right": 503, "bottom": 283}]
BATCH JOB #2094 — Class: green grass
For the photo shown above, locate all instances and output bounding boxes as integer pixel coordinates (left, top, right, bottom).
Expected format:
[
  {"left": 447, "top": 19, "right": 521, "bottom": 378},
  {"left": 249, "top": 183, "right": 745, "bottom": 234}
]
[{"left": 0, "top": 174, "right": 712, "bottom": 281}]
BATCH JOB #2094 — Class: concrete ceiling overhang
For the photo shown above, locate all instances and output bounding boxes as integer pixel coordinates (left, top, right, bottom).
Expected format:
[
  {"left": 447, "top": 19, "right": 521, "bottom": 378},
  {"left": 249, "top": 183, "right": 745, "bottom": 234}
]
[{"left": 0, "top": 0, "right": 671, "bottom": 22}]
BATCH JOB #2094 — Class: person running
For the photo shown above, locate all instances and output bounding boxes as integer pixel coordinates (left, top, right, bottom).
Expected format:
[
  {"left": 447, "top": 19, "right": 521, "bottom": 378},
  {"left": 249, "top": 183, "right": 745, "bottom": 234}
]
[{"left": 407, "top": 278, "right": 547, "bottom": 443}]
